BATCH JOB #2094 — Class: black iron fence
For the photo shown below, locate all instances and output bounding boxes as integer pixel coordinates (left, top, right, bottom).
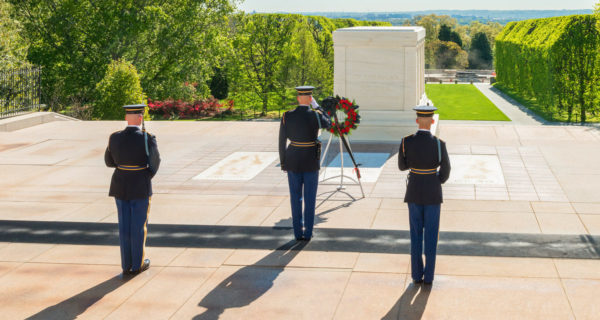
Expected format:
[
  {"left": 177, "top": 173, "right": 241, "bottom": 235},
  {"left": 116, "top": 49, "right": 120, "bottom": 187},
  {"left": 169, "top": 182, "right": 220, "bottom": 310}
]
[{"left": 0, "top": 67, "right": 42, "bottom": 119}]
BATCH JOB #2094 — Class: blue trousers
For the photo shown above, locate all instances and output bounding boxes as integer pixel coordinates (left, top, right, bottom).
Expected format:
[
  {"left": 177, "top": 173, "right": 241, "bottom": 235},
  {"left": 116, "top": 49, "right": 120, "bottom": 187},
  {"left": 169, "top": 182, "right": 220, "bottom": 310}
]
[
  {"left": 408, "top": 203, "right": 441, "bottom": 283},
  {"left": 115, "top": 197, "right": 150, "bottom": 272},
  {"left": 287, "top": 171, "right": 319, "bottom": 240}
]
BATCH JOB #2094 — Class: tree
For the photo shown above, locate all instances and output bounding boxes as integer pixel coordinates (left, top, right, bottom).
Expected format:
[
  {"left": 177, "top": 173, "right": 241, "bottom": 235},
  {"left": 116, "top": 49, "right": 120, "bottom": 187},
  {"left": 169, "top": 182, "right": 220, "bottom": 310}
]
[
  {"left": 10, "top": 0, "right": 233, "bottom": 109},
  {"left": 468, "top": 21, "right": 503, "bottom": 50},
  {"left": 431, "top": 40, "right": 468, "bottom": 69},
  {"left": 231, "top": 14, "right": 298, "bottom": 115},
  {"left": 94, "top": 59, "right": 144, "bottom": 120},
  {"left": 438, "top": 24, "right": 463, "bottom": 47},
  {"left": 468, "top": 32, "right": 493, "bottom": 69},
  {"left": 405, "top": 14, "right": 458, "bottom": 42},
  {"left": 281, "top": 20, "right": 331, "bottom": 98},
  {"left": 0, "top": 0, "right": 28, "bottom": 71}
]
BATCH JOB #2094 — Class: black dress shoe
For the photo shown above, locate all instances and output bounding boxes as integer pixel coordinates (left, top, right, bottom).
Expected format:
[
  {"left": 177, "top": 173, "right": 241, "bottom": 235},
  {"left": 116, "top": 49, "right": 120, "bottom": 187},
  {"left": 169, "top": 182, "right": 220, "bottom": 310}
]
[
  {"left": 413, "top": 279, "right": 424, "bottom": 284},
  {"left": 424, "top": 281, "right": 433, "bottom": 285},
  {"left": 132, "top": 259, "right": 151, "bottom": 275}
]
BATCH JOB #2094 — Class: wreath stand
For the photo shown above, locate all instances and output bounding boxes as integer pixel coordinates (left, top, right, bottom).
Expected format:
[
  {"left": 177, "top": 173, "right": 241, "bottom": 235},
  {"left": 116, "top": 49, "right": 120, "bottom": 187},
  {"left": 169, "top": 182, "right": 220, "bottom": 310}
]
[{"left": 317, "top": 132, "right": 365, "bottom": 206}]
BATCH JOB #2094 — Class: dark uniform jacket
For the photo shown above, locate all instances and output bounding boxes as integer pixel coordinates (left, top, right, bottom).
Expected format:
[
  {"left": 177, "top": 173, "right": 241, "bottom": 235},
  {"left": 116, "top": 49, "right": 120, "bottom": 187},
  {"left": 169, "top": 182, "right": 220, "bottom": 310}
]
[
  {"left": 105, "top": 126, "right": 161, "bottom": 200},
  {"left": 398, "top": 130, "right": 451, "bottom": 205},
  {"left": 279, "top": 105, "right": 331, "bottom": 172}
]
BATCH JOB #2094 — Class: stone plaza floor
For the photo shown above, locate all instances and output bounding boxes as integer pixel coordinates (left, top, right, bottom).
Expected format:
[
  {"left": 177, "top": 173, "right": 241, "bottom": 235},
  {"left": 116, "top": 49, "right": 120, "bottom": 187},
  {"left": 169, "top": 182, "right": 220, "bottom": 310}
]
[{"left": 1, "top": 115, "right": 600, "bottom": 319}]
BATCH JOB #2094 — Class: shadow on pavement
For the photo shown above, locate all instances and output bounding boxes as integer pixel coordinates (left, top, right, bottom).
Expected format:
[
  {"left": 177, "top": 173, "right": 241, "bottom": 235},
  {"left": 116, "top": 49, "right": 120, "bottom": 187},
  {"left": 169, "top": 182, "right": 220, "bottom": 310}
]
[
  {"left": 382, "top": 283, "right": 431, "bottom": 320},
  {"left": 193, "top": 240, "right": 307, "bottom": 320},
  {"left": 26, "top": 274, "right": 131, "bottom": 320},
  {"left": 3, "top": 220, "right": 600, "bottom": 259},
  {"left": 273, "top": 198, "right": 359, "bottom": 228}
]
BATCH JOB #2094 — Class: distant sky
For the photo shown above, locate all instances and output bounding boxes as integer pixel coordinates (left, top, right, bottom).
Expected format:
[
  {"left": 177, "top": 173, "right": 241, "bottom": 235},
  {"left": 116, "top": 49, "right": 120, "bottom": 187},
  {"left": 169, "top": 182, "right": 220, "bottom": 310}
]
[{"left": 239, "top": 0, "right": 597, "bottom": 12}]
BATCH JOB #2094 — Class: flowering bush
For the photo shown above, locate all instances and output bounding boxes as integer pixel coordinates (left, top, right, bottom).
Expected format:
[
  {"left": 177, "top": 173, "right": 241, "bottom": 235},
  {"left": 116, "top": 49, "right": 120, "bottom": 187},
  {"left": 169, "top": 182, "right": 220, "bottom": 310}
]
[{"left": 148, "top": 97, "right": 233, "bottom": 119}]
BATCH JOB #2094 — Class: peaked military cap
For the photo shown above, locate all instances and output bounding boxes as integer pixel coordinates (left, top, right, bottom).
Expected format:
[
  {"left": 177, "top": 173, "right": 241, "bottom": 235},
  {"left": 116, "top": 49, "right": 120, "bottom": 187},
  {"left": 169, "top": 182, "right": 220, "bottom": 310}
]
[
  {"left": 295, "top": 86, "right": 315, "bottom": 96},
  {"left": 413, "top": 104, "right": 437, "bottom": 118},
  {"left": 123, "top": 104, "right": 146, "bottom": 114}
]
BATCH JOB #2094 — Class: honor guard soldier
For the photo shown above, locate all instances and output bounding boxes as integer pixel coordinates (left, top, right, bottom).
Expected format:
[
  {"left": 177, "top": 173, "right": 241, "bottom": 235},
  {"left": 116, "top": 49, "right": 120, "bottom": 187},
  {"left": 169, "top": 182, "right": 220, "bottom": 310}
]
[
  {"left": 104, "top": 104, "right": 161, "bottom": 275},
  {"left": 279, "top": 86, "right": 331, "bottom": 241},
  {"left": 398, "top": 104, "right": 451, "bottom": 285}
]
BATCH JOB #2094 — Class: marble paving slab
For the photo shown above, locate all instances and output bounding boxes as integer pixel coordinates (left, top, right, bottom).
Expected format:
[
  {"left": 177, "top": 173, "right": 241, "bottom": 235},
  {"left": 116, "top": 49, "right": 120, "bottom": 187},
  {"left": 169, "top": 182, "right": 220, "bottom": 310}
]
[
  {"left": 447, "top": 155, "right": 505, "bottom": 185},
  {"left": 321, "top": 152, "right": 390, "bottom": 183},
  {"left": 193, "top": 152, "right": 279, "bottom": 181}
]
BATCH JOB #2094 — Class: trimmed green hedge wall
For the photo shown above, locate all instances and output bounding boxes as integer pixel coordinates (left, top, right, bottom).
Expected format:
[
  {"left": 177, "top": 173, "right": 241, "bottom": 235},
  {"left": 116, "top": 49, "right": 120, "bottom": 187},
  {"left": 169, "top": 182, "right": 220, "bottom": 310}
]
[{"left": 495, "top": 15, "right": 599, "bottom": 122}]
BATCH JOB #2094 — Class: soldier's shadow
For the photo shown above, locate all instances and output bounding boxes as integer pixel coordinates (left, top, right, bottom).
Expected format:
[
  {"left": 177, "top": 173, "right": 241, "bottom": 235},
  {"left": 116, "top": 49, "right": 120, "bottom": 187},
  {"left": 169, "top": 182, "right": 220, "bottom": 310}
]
[
  {"left": 193, "top": 240, "right": 307, "bottom": 320},
  {"left": 381, "top": 283, "right": 431, "bottom": 320},
  {"left": 26, "top": 275, "right": 131, "bottom": 320}
]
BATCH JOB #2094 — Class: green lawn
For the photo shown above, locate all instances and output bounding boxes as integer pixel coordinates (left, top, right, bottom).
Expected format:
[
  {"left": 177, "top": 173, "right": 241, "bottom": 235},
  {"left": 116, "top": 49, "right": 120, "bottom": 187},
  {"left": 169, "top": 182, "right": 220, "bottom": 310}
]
[{"left": 425, "top": 84, "right": 510, "bottom": 121}]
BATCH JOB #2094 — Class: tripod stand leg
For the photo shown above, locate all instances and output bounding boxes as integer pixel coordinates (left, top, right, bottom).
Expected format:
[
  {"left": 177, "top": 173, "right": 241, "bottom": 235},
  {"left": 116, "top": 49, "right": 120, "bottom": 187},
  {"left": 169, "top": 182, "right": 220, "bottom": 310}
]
[
  {"left": 338, "top": 136, "right": 344, "bottom": 190},
  {"left": 344, "top": 138, "right": 365, "bottom": 199},
  {"left": 319, "top": 134, "right": 333, "bottom": 182}
]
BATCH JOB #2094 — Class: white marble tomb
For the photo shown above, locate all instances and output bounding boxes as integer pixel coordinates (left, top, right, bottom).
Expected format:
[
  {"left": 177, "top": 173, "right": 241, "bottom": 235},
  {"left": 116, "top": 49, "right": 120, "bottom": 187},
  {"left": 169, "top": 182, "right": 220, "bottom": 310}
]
[{"left": 331, "top": 26, "right": 431, "bottom": 142}]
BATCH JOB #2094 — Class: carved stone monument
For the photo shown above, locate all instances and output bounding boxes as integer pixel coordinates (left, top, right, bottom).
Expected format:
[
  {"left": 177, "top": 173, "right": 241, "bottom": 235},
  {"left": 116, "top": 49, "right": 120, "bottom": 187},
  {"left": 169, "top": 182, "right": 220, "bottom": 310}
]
[{"left": 331, "top": 26, "right": 436, "bottom": 142}]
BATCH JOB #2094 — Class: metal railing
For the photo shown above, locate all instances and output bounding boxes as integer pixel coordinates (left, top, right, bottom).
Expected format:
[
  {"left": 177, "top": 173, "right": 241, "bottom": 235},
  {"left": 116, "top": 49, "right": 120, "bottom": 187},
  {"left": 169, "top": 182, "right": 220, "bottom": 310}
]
[
  {"left": 0, "top": 67, "right": 42, "bottom": 119},
  {"left": 425, "top": 69, "right": 495, "bottom": 84}
]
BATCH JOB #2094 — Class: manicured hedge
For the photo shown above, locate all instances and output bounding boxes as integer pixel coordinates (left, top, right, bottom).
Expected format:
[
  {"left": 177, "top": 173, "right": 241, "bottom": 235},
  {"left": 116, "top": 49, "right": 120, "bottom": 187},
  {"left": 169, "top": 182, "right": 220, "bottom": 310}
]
[{"left": 495, "top": 15, "right": 599, "bottom": 122}]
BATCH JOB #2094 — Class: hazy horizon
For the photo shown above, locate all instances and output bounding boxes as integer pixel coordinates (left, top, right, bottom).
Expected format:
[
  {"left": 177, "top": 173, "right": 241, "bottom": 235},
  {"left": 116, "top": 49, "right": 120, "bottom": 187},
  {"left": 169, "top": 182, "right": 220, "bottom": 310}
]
[{"left": 239, "top": 0, "right": 597, "bottom": 12}]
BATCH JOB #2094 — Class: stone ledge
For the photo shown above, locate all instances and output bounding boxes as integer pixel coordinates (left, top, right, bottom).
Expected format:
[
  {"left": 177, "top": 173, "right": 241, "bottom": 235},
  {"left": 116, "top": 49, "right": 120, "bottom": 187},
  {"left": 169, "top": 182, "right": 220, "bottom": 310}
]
[
  {"left": 0, "top": 112, "right": 78, "bottom": 132},
  {"left": 321, "top": 112, "right": 439, "bottom": 143}
]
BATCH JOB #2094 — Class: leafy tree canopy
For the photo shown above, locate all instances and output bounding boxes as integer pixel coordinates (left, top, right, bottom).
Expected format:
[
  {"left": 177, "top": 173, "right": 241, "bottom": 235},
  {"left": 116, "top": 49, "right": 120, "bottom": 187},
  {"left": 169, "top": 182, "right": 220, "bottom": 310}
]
[
  {"left": 0, "top": 0, "right": 29, "bottom": 71},
  {"left": 468, "top": 32, "right": 493, "bottom": 69},
  {"left": 10, "top": 0, "right": 234, "bottom": 109}
]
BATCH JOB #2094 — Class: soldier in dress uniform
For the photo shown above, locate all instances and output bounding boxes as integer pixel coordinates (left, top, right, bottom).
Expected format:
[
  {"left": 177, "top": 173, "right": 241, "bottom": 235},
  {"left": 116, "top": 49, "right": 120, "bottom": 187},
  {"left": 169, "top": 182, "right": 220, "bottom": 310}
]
[
  {"left": 398, "top": 104, "right": 451, "bottom": 285},
  {"left": 104, "top": 104, "right": 161, "bottom": 275},
  {"left": 279, "top": 86, "right": 331, "bottom": 241}
]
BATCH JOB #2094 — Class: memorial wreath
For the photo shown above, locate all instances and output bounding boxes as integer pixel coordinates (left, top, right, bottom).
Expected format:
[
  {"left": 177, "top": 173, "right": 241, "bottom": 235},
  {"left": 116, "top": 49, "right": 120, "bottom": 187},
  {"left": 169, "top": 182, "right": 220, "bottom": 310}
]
[{"left": 321, "top": 96, "right": 361, "bottom": 136}]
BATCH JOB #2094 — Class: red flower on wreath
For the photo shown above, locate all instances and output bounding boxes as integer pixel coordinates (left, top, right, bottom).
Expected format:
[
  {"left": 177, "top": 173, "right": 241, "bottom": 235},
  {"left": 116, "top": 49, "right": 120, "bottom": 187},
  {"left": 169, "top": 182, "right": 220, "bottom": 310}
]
[{"left": 321, "top": 95, "right": 360, "bottom": 137}]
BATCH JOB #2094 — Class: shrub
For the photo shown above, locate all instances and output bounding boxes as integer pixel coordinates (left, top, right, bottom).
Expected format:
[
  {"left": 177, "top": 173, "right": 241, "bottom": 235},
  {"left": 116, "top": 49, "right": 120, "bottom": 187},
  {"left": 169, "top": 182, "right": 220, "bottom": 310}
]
[
  {"left": 495, "top": 15, "right": 599, "bottom": 122},
  {"left": 148, "top": 97, "right": 233, "bottom": 119},
  {"left": 94, "top": 59, "right": 144, "bottom": 120},
  {"left": 209, "top": 67, "right": 229, "bottom": 100}
]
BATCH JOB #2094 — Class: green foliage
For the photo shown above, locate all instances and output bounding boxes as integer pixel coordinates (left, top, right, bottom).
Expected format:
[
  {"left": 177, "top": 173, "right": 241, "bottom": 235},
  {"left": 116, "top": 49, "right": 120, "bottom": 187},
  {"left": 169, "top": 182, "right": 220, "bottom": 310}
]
[
  {"left": 495, "top": 15, "right": 599, "bottom": 123},
  {"left": 438, "top": 24, "right": 463, "bottom": 47},
  {"left": 10, "top": 0, "right": 233, "bottom": 110},
  {"left": 405, "top": 14, "right": 460, "bottom": 42},
  {"left": 426, "top": 84, "right": 510, "bottom": 121},
  {"left": 209, "top": 67, "right": 229, "bottom": 100},
  {"left": 229, "top": 13, "right": 299, "bottom": 115},
  {"left": 468, "top": 21, "right": 504, "bottom": 48},
  {"left": 94, "top": 59, "right": 144, "bottom": 120},
  {"left": 429, "top": 40, "right": 468, "bottom": 69},
  {"left": 226, "top": 13, "right": 390, "bottom": 116},
  {"left": 0, "top": 0, "right": 28, "bottom": 71},
  {"left": 468, "top": 32, "right": 493, "bottom": 69},
  {"left": 407, "top": 15, "right": 501, "bottom": 68}
]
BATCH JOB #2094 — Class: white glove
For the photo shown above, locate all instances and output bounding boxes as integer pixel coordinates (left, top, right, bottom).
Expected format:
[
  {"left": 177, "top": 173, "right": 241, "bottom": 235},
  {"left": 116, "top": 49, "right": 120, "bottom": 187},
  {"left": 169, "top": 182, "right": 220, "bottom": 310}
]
[{"left": 310, "top": 97, "right": 320, "bottom": 109}]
